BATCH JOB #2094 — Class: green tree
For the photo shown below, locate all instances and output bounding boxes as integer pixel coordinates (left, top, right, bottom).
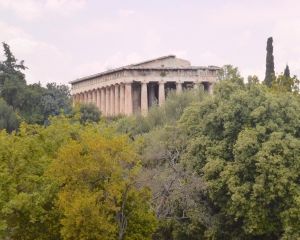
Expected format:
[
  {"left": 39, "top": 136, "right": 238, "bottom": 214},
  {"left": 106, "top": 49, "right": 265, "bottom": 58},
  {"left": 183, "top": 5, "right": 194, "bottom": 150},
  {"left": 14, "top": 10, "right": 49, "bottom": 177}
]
[
  {"left": 113, "top": 88, "right": 207, "bottom": 138},
  {"left": 284, "top": 64, "right": 290, "bottom": 78},
  {"left": 76, "top": 102, "right": 101, "bottom": 124},
  {"left": 216, "top": 65, "right": 242, "bottom": 82},
  {"left": 47, "top": 123, "right": 157, "bottom": 240},
  {"left": 265, "top": 37, "right": 275, "bottom": 87},
  {"left": 0, "top": 42, "right": 28, "bottom": 110},
  {"left": 0, "top": 99, "right": 20, "bottom": 133},
  {"left": 40, "top": 82, "right": 72, "bottom": 125},
  {"left": 270, "top": 74, "right": 300, "bottom": 96},
  {"left": 180, "top": 78, "right": 300, "bottom": 238}
]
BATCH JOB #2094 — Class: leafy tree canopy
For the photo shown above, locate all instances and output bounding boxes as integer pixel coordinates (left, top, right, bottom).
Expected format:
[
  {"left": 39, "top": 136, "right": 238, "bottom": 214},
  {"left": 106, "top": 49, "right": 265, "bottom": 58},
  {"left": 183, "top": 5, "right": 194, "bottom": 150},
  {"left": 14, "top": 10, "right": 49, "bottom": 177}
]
[
  {"left": 0, "top": 99, "right": 20, "bottom": 133},
  {"left": 0, "top": 114, "right": 157, "bottom": 240},
  {"left": 180, "top": 77, "right": 300, "bottom": 239}
]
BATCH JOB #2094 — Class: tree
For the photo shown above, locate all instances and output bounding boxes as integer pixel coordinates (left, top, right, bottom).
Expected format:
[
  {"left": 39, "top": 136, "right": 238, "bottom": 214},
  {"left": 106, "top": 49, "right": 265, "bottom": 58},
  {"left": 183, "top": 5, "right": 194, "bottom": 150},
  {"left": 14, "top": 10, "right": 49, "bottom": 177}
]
[
  {"left": 0, "top": 42, "right": 28, "bottom": 109},
  {"left": 47, "top": 123, "right": 157, "bottom": 240},
  {"left": 0, "top": 113, "right": 158, "bottom": 239},
  {"left": 180, "top": 78, "right": 300, "bottom": 238},
  {"left": 40, "top": 82, "right": 72, "bottom": 124},
  {"left": 284, "top": 64, "right": 290, "bottom": 78},
  {"left": 270, "top": 74, "right": 300, "bottom": 96},
  {"left": 0, "top": 99, "right": 20, "bottom": 133},
  {"left": 265, "top": 37, "right": 275, "bottom": 87},
  {"left": 216, "top": 65, "right": 242, "bottom": 82},
  {"left": 138, "top": 126, "right": 211, "bottom": 239},
  {"left": 0, "top": 123, "right": 61, "bottom": 239},
  {"left": 76, "top": 102, "right": 101, "bottom": 124}
]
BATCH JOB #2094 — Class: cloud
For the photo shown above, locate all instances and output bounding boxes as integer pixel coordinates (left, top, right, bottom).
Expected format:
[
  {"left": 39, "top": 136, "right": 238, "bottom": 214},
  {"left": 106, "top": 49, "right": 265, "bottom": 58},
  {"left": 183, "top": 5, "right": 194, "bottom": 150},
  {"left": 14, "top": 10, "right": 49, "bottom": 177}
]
[
  {"left": 235, "top": 30, "right": 251, "bottom": 46},
  {"left": 73, "top": 52, "right": 142, "bottom": 79},
  {"left": 240, "top": 68, "right": 265, "bottom": 82},
  {"left": 0, "top": 0, "right": 86, "bottom": 21},
  {"left": 197, "top": 51, "right": 226, "bottom": 66},
  {"left": 0, "top": 0, "right": 43, "bottom": 21},
  {"left": 118, "top": 9, "right": 134, "bottom": 18},
  {"left": 45, "top": 0, "right": 86, "bottom": 17},
  {"left": 0, "top": 21, "right": 71, "bottom": 85},
  {"left": 170, "top": 50, "right": 188, "bottom": 59}
]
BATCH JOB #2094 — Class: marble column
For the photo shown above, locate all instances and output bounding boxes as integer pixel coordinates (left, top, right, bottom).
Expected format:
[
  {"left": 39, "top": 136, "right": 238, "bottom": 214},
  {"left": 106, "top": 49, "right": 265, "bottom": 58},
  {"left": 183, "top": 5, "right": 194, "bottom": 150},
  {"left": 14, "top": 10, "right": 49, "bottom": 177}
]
[
  {"left": 158, "top": 82, "right": 165, "bottom": 106},
  {"left": 125, "top": 83, "right": 133, "bottom": 115},
  {"left": 97, "top": 89, "right": 101, "bottom": 110},
  {"left": 141, "top": 82, "right": 148, "bottom": 115},
  {"left": 101, "top": 88, "right": 106, "bottom": 115},
  {"left": 120, "top": 83, "right": 125, "bottom": 114},
  {"left": 193, "top": 83, "right": 199, "bottom": 89},
  {"left": 84, "top": 92, "right": 88, "bottom": 103},
  {"left": 110, "top": 85, "right": 115, "bottom": 116},
  {"left": 93, "top": 90, "right": 97, "bottom": 105},
  {"left": 88, "top": 91, "right": 91, "bottom": 103},
  {"left": 105, "top": 86, "right": 110, "bottom": 116},
  {"left": 114, "top": 84, "right": 120, "bottom": 115},
  {"left": 148, "top": 84, "right": 155, "bottom": 108},
  {"left": 176, "top": 82, "right": 182, "bottom": 93},
  {"left": 72, "top": 95, "right": 76, "bottom": 106}
]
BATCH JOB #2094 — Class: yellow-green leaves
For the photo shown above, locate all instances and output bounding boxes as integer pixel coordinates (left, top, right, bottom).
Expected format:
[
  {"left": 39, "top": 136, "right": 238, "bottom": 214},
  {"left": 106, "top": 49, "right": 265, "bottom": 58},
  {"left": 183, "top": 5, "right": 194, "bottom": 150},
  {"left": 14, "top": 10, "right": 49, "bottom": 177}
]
[{"left": 0, "top": 116, "right": 157, "bottom": 239}]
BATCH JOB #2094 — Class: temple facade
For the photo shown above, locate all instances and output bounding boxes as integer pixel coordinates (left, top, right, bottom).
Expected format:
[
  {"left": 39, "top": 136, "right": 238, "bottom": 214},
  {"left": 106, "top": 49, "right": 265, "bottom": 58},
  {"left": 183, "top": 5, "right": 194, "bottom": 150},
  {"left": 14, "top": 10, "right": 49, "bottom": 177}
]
[{"left": 69, "top": 55, "right": 219, "bottom": 116}]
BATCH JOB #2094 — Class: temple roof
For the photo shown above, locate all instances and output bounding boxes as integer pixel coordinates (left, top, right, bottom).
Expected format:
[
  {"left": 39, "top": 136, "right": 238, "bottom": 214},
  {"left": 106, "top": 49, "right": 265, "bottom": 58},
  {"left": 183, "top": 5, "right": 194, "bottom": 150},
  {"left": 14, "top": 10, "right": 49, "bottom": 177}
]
[{"left": 69, "top": 55, "right": 219, "bottom": 84}]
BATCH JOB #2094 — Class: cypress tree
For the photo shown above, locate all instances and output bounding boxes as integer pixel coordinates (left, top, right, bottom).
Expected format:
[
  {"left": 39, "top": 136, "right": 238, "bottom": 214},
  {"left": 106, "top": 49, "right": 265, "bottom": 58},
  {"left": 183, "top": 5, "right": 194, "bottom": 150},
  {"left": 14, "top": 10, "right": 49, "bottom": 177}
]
[
  {"left": 265, "top": 37, "right": 275, "bottom": 87},
  {"left": 284, "top": 64, "right": 290, "bottom": 78}
]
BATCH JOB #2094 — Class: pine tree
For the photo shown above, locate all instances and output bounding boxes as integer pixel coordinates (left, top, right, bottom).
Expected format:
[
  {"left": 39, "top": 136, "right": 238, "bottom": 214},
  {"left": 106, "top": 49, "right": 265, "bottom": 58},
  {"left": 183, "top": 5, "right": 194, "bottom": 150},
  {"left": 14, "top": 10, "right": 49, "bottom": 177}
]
[
  {"left": 265, "top": 37, "right": 275, "bottom": 87},
  {"left": 284, "top": 64, "right": 290, "bottom": 78}
]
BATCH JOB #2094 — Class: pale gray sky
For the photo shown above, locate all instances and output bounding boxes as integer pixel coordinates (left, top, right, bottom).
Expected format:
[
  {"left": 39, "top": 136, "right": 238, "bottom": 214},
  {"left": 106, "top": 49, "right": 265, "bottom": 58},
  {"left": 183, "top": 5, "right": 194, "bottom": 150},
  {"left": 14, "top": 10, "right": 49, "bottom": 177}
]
[{"left": 0, "top": 0, "right": 300, "bottom": 86}]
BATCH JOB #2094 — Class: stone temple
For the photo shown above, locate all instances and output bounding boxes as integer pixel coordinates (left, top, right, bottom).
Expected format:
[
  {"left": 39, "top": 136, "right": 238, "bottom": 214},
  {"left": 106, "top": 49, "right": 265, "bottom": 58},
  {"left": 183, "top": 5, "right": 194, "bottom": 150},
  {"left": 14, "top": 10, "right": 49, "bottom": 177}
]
[{"left": 69, "top": 55, "right": 219, "bottom": 116}]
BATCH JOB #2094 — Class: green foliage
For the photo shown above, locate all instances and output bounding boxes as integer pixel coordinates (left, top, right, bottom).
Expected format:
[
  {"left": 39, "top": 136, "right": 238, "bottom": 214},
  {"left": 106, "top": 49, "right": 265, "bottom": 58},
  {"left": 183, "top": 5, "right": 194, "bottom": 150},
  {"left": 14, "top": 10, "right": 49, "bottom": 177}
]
[
  {"left": 0, "top": 43, "right": 72, "bottom": 125},
  {"left": 113, "top": 88, "right": 207, "bottom": 138},
  {"left": 216, "top": 64, "right": 242, "bottom": 82},
  {"left": 180, "top": 78, "right": 300, "bottom": 238},
  {"left": 270, "top": 74, "right": 300, "bottom": 96},
  {"left": 265, "top": 37, "right": 275, "bottom": 87},
  {"left": 40, "top": 82, "right": 72, "bottom": 124},
  {"left": 0, "top": 114, "right": 157, "bottom": 239},
  {"left": 0, "top": 42, "right": 27, "bottom": 109},
  {"left": 153, "top": 219, "right": 207, "bottom": 240},
  {"left": 76, "top": 102, "right": 101, "bottom": 124},
  {"left": 0, "top": 99, "right": 20, "bottom": 133}
]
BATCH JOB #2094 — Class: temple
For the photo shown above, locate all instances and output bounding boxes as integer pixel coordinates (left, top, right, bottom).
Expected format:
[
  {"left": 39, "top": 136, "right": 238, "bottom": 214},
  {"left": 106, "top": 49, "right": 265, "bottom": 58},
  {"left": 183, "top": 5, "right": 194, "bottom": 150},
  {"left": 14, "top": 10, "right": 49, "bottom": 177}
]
[{"left": 69, "top": 55, "right": 219, "bottom": 116}]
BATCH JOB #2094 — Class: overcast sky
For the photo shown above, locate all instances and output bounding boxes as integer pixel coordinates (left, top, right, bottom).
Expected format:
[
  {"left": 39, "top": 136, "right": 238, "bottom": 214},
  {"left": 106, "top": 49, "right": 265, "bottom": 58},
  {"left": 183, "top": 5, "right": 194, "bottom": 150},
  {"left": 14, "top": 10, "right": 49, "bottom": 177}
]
[{"left": 0, "top": 0, "right": 299, "bottom": 86}]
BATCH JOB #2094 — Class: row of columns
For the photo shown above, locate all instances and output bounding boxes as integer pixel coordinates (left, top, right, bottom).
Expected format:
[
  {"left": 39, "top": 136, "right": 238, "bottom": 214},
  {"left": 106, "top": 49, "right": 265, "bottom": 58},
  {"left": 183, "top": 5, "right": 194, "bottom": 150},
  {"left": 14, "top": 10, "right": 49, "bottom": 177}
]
[
  {"left": 72, "top": 81, "right": 212, "bottom": 116},
  {"left": 73, "top": 83, "right": 137, "bottom": 116}
]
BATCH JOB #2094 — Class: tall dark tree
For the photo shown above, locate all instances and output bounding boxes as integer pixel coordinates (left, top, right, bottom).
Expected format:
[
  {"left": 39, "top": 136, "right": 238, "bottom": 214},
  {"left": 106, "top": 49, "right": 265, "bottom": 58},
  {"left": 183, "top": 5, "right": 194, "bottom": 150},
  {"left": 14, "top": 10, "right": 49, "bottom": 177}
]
[
  {"left": 284, "top": 64, "right": 290, "bottom": 78},
  {"left": 265, "top": 37, "right": 275, "bottom": 87},
  {"left": 0, "top": 42, "right": 28, "bottom": 109}
]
